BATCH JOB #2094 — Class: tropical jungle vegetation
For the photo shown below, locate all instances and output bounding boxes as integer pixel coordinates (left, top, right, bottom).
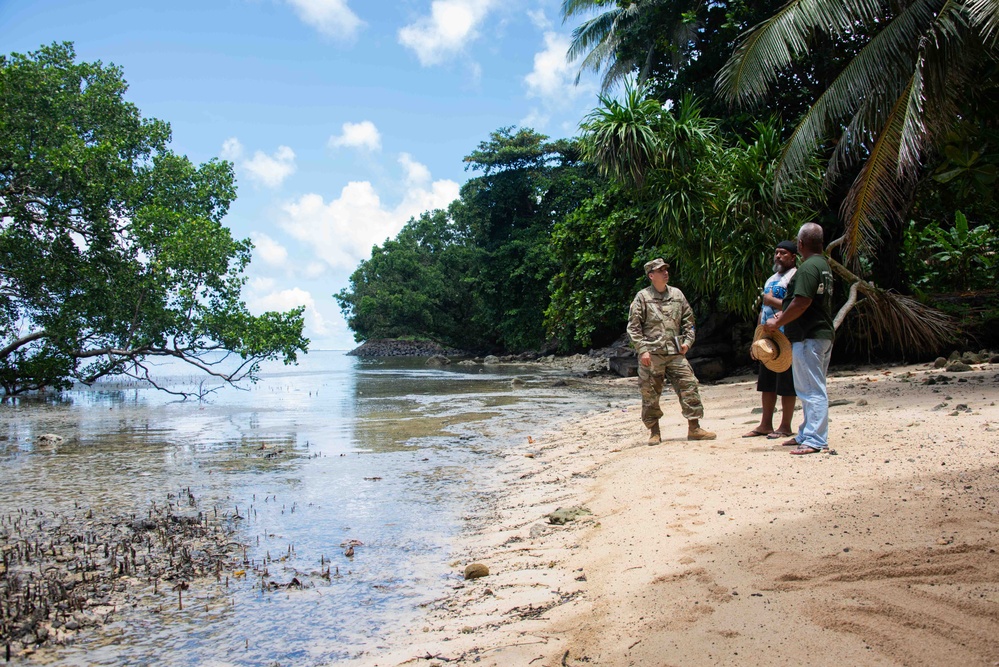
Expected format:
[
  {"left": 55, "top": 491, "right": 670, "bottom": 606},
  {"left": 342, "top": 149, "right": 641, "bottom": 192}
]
[
  {"left": 338, "top": 0, "right": 999, "bottom": 360},
  {"left": 0, "top": 43, "right": 308, "bottom": 396}
]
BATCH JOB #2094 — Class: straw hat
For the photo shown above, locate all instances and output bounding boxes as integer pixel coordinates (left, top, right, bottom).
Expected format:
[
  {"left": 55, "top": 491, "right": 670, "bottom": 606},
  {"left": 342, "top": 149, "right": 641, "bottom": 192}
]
[{"left": 750, "top": 325, "right": 792, "bottom": 373}]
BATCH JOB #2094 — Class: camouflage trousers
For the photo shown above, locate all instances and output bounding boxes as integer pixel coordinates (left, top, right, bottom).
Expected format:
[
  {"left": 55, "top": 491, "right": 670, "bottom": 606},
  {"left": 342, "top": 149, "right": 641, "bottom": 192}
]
[{"left": 638, "top": 353, "right": 704, "bottom": 428}]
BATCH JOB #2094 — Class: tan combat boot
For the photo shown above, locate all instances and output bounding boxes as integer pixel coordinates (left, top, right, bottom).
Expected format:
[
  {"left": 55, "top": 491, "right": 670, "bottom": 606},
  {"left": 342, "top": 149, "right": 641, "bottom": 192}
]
[
  {"left": 687, "top": 420, "right": 716, "bottom": 441},
  {"left": 648, "top": 422, "right": 661, "bottom": 446}
]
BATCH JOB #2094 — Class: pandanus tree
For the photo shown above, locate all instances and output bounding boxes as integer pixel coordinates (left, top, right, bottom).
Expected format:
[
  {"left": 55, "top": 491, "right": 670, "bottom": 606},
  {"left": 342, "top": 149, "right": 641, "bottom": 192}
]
[
  {"left": 714, "top": 0, "right": 999, "bottom": 354},
  {"left": 578, "top": 83, "right": 821, "bottom": 316}
]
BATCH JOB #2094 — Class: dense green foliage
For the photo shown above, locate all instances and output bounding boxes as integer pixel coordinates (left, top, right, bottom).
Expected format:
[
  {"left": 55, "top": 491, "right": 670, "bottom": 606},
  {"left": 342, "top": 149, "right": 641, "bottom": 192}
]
[
  {"left": 0, "top": 43, "right": 307, "bottom": 396},
  {"left": 336, "top": 0, "right": 999, "bottom": 356},
  {"left": 336, "top": 128, "right": 602, "bottom": 352}
]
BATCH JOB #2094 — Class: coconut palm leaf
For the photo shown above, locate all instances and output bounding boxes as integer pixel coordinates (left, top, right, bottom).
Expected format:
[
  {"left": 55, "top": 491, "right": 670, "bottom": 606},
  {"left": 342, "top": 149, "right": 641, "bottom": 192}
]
[
  {"left": 967, "top": 0, "right": 999, "bottom": 43},
  {"left": 767, "top": 1, "right": 941, "bottom": 191},
  {"left": 836, "top": 77, "right": 917, "bottom": 260},
  {"left": 827, "top": 253, "right": 955, "bottom": 356},
  {"left": 716, "top": 0, "right": 883, "bottom": 105},
  {"left": 564, "top": 1, "right": 648, "bottom": 91}
]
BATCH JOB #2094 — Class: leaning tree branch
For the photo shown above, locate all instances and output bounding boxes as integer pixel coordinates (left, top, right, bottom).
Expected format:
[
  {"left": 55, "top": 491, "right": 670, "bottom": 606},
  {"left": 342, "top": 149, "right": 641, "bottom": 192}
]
[{"left": 0, "top": 330, "right": 47, "bottom": 359}]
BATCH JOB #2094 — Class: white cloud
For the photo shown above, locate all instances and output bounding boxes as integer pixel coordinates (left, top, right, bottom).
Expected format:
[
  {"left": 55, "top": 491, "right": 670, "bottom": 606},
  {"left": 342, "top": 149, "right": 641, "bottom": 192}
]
[
  {"left": 251, "top": 233, "right": 289, "bottom": 267},
  {"left": 248, "top": 287, "right": 331, "bottom": 336},
  {"left": 221, "top": 137, "right": 244, "bottom": 161},
  {"left": 302, "top": 261, "right": 327, "bottom": 279},
  {"left": 398, "top": 0, "right": 495, "bottom": 66},
  {"left": 278, "top": 167, "right": 460, "bottom": 271},
  {"left": 285, "top": 0, "right": 364, "bottom": 40},
  {"left": 522, "top": 31, "right": 597, "bottom": 130},
  {"left": 525, "top": 32, "right": 582, "bottom": 102},
  {"left": 249, "top": 277, "right": 277, "bottom": 292},
  {"left": 220, "top": 139, "right": 297, "bottom": 188},
  {"left": 329, "top": 121, "right": 381, "bottom": 151},
  {"left": 527, "top": 9, "right": 550, "bottom": 30},
  {"left": 398, "top": 153, "right": 431, "bottom": 186},
  {"left": 243, "top": 146, "right": 297, "bottom": 188}
]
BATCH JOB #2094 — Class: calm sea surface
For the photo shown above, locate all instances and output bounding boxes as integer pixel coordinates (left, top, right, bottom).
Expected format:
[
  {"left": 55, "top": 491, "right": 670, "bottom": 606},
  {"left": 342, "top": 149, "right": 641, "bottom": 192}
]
[{"left": 1, "top": 351, "right": 631, "bottom": 666}]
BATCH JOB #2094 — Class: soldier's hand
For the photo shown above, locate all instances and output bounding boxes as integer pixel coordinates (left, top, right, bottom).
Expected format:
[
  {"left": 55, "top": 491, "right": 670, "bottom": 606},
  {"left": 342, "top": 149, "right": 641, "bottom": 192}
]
[
  {"left": 639, "top": 351, "right": 652, "bottom": 367},
  {"left": 680, "top": 344, "right": 689, "bottom": 355}
]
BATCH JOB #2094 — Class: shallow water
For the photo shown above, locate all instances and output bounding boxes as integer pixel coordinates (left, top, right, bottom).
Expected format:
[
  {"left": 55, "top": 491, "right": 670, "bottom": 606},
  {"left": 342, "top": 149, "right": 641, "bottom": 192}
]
[{"left": 1, "top": 352, "right": 631, "bottom": 666}]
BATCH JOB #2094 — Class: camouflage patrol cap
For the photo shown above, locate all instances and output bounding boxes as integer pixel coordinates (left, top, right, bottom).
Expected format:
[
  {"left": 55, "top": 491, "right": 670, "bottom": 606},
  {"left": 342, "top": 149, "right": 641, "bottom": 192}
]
[{"left": 644, "top": 258, "right": 669, "bottom": 274}]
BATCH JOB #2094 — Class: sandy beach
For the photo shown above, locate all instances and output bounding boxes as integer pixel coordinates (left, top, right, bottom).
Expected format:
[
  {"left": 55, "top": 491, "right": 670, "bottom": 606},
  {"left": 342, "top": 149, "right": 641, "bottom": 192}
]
[{"left": 353, "top": 360, "right": 999, "bottom": 667}]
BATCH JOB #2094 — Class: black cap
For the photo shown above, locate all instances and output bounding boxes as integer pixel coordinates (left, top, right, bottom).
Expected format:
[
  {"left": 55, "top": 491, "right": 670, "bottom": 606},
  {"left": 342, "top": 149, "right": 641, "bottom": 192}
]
[{"left": 776, "top": 240, "right": 798, "bottom": 255}]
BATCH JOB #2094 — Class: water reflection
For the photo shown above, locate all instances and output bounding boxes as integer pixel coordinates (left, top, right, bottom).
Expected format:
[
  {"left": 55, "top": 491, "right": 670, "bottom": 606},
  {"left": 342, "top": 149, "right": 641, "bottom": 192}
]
[{"left": 1, "top": 351, "right": 630, "bottom": 666}]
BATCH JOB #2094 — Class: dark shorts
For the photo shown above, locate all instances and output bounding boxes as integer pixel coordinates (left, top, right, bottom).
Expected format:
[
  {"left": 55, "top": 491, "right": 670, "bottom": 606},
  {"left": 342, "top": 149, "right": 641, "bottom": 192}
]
[{"left": 756, "top": 363, "right": 796, "bottom": 396}]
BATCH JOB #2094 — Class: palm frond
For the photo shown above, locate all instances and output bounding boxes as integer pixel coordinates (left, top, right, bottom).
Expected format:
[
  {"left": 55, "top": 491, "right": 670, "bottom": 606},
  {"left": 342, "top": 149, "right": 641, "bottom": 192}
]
[
  {"left": 567, "top": 11, "right": 625, "bottom": 65},
  {"left": 839, "top": 79, "right": 916, "bottom": 260},
  {"left": 775, "top": 0, "right": 941, "bottom": 190},
  {"left": 560, "top": 0, "right": 606, "bottom": 20},
  {"left": 580, "top": 84, "right": 664, "bottom": 187},
  {"left": 850, "top": 289, "right": 957, "bottom": 356},
  {"left": 967, "top": 0, "right": 999, "bottom": 43},
  {"left": 716, "top": 0, "right": 884, "bottom": 105},
  {"left": 828, "top": 255, "right": 955, "bottom": 357}
]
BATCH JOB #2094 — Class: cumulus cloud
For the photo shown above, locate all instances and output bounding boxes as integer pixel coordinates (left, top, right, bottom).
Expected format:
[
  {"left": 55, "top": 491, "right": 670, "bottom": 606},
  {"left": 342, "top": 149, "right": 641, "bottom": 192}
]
[
  {"left": 244, "top": 146, "right": 297, "bottom": 188},
  {"left": 220, "top": 138, "right": 297, "bottom": 188},
  {"left": 251, "top": 233, "right": 289, "bottom": 267},
  {"left": 522, "top": 31, "right": 596, "bottom": 130},
  {"left": 398, "top": 0, "right": 495, "bottom": 66},
  {"left": 278, "top": 158, "right": 459, "bottom": 270},
  {"left": 328, "top": 121, "right": 381, "bottom": 151},
  {"left": 249, "top": 277, "right": 277, "bottom": 292},
  {"left": 525, "top": 32, "right": 582, "bottom": 102},
  {"left": 285, "top": 0, "right": 364, "bottom": 40},
  {"left": 221, "top": 137, "right": 244, "bottom": 161},
  {"left": 527, "top": 8, "right": 550, "bottom": 29},
  {"left": 398, "top": 153, "right": 431, "bottom": 186},
  {"left": 247, "top": 286, "right": 331, "bottom": 336}
]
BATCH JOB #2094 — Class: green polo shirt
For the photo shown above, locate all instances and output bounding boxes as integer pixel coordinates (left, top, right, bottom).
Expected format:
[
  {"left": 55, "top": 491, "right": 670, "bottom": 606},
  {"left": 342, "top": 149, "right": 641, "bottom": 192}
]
[{"left": 783, "top": 254, "right": 835, "bottom": 342}]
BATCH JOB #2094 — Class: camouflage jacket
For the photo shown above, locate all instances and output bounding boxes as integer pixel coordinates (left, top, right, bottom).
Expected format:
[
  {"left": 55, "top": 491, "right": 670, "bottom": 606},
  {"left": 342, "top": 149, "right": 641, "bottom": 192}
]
[{"left": 627, "top": 285, "right": 696, "bottom": 356}]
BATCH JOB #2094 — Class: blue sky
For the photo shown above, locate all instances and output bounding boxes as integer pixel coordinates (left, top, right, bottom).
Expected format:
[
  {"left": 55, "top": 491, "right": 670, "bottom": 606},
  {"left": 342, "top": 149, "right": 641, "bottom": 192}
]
[{"left": 0, "top": 0, "right": 604, "bottom": 349}]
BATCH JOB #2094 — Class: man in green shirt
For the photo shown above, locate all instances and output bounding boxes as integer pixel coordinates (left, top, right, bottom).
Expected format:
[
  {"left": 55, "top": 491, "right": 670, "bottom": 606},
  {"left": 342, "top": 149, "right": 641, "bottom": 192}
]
[{"left": 763, "top": 223, "right": 834, "bottom": 454}]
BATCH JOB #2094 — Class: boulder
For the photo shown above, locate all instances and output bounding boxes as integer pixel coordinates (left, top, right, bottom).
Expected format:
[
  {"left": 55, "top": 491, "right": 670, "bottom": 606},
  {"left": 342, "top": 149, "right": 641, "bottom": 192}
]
[
  {"left": 689, "top": 357, "right": 726, "bottom": 382},
  {"left": 609, "top": 356, "right": 638, "bottom": 378}
]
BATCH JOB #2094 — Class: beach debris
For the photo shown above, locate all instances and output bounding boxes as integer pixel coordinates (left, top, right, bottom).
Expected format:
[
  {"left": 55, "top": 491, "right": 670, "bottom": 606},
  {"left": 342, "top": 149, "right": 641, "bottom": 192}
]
[
  {"left": 464, "top": 563, "right": 489, "bottom": 580},
  {"left": 35, "top": 434, "right": 64, "bottom": 445},
  {"left": 547, "top": 506, "right": 592, "bottom": 525}
]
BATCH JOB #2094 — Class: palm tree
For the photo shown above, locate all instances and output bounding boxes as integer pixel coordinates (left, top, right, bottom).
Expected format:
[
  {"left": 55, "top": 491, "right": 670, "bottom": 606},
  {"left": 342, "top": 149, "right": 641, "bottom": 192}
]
[
  {"left": 713, "top": 0, "right": 995, "bottom": 354},
  {"left": 579, "top": 85, "right": 824, "bottom": 316},
  {"left": 717, "top": 0, "right": 999, "bottom": 262},
  {"left": 562, "top": 0, "right": 705, "bottom": 93}
]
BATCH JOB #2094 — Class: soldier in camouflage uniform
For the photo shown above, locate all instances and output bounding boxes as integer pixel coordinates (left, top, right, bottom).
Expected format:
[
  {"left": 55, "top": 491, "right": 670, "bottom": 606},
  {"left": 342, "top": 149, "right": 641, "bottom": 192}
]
[{"left": 627, "top": 258, "right": 716, "bottom": 445}]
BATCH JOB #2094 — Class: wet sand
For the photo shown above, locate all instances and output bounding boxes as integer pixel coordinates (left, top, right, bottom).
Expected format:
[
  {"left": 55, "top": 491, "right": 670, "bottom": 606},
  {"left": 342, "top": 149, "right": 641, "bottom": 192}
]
[{"left": 350, "top": 361, "right": 999, "bottom": 667}]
